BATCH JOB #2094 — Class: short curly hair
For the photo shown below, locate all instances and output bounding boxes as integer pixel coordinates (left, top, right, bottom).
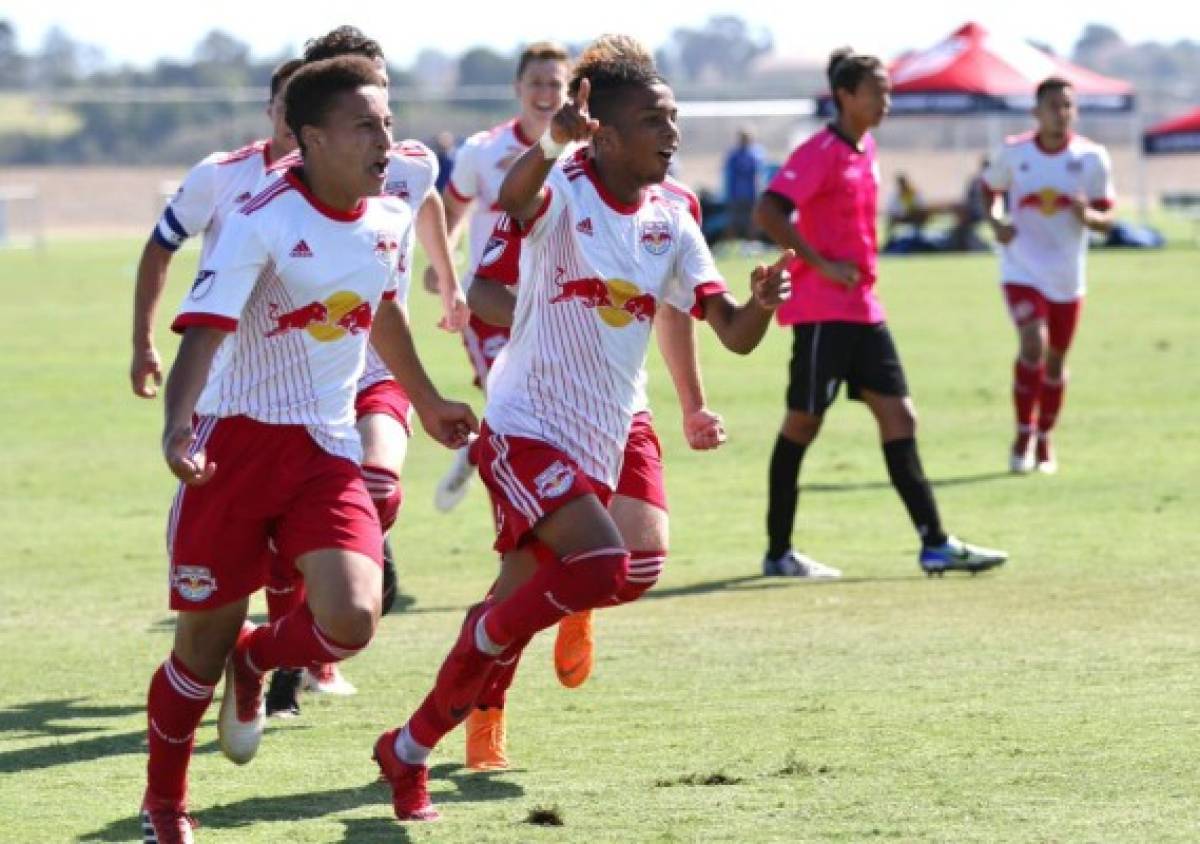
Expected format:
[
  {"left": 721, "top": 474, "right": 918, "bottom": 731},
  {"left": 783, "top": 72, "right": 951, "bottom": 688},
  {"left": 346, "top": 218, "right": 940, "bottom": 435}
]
[
  {"left": 285, "top": 56, "right": 386, "bottom": 154},
  {"left": 269, "top": 58, "right": 303, "bottom": 101},
  {"left": 568, "top": 34, "right": 665, "bottom": 124},
  {"left": 302, "top": 26, "right": 384, "bottom": 64}
]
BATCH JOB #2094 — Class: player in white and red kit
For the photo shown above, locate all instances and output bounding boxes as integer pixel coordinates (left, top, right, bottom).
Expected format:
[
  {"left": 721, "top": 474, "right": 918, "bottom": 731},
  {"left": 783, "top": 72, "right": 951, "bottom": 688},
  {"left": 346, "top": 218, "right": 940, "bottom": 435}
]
[
  {"left": 140, "top": 57, "right": 476, "bottom": 844},
  {"left": 754, "top": 49, "right": 1007, "bottom": 578},
  {"left": 432, "top": 42, "right": 572, "bottom": 511},
  {"left": 372, "top": 37, "right": 792, "bottom": 823},
  {"left": 459, "top": 147, "right": 727, "bottom": 770},
  {"left": 983, "top": 76, "right": 1115, "bottom": 474}
]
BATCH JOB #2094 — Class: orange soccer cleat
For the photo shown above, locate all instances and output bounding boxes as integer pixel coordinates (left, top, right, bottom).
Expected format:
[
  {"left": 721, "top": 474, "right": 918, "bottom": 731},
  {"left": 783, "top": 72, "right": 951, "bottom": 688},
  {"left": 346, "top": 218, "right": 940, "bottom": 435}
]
[
  {"left": 553, "top": 610, "right": 594, "bottom": 689},
  {"left": 465, "top": 707, "right": 509, "bottom": 771}
]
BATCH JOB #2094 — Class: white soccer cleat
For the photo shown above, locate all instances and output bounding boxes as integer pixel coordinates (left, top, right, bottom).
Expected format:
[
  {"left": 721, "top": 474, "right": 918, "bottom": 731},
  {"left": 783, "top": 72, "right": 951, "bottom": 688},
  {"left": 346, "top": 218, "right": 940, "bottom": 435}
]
[
  {"left": 919, "top": 536, "right": 1008, "bottom": 576},
  {"left": 1009, "top": 433, "right": 1035, "bottom": 474},
  {"left": 434, "top": 441, "right": 476, "bottom": 513},
  {"left": 1035, "top": 435, "right": 1058, "bottom": 474},
  {"left": 762, "top": 550, "right": 842, "bottom": 579},
  {"left": 302, "top": 663, "right": 357, "bottom": 696}
]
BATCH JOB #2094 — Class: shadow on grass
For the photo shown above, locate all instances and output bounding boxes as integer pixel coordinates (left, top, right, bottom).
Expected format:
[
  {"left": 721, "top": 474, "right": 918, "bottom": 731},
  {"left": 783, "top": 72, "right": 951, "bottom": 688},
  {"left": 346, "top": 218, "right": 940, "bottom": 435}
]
[
  {"left": 0, "top": 698, "right": 142, "bottom": 738},
  {"left": 802, "top": 470, "right": 1014, "bottom": 494},
  {"left": 83, "top": 763, "right": 523, "bottom": 842}
]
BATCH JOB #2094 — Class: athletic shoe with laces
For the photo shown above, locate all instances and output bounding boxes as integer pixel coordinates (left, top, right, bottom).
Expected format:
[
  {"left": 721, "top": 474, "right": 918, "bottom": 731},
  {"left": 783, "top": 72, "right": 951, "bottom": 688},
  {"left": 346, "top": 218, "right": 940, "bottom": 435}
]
[
  {"left": 762, "top": 550, "right": 842, "bottom": 579},
  {"left": 465, "top": 707, "right": 509, "bottom": 770},
  {"left": 302, "top": 663, "right": 357, "bottom": 696},
  {"left": 919, "top": 535, "right": 1008, "bottom": 576},
  {"left": 218, "top": 621, "right": 265, "bottom": 765},
  {"left": 1035, "top": 434, "right": 1058, "bottom": 474},
  {"left": 265, "top": 668, "right": 302, "bottom": 719},
  {"left": 373, "top": 728, "right": 441, "bottom": 822},
  {"left": 553, "top": 610, "right": 594, "bottom": 688},
  {"left": 140, "top": 793, "right": 196, "bottom": 844},
  {"left": 433, "top": 440, "right": 476, "bottom": 512}
]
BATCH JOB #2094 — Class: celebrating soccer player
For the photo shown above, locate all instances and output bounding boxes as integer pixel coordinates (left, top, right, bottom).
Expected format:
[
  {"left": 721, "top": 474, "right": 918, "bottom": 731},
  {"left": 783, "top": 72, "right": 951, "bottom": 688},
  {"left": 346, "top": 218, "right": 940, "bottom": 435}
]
[
  {"left": 753, "top": 48, "right": 1008, "bottom": 578},
  {"left": 983, "top": 76, "right": 1115, "bottom": 474},
  {"left": 140, "top": 56, "right": 475, "bottom": 844},
  {"left": 372, "top": 35, "right": 791, "bottom": 823}
]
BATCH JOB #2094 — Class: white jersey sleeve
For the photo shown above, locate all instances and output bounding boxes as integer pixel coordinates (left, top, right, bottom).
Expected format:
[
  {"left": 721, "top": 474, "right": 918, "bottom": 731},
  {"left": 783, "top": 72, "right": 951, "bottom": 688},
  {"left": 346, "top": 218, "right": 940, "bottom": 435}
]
[
  {"left": 446, "top": 134, "right": 482, "bottom": 201},
  {"left": 386, "top": 140, "right": 440, "bottom": 211},
  {"left": 1086, "top": 146, "right": 1116, "bottom": 207},
  {"left": 520, "top": 167, "right": 570, "bottom": 247},
  {"left": 982, "top": 145, "right": 1013, "bottom": 193},
  {"left": 155, "top": 154, "right": 220, "bottom": 251},
  {"left": 663, "top": 210, "right": 727, "bottom": 317},
  {"left": 173, "top": 209, "right": 267, "bottom": 331}
]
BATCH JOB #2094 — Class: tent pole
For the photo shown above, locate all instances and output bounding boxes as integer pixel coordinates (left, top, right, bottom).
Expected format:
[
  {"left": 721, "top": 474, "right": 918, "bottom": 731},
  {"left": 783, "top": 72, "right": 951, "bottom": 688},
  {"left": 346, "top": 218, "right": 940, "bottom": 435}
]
[{"left": 1131, "top": 107, "right": 1147, "bottom": 224}]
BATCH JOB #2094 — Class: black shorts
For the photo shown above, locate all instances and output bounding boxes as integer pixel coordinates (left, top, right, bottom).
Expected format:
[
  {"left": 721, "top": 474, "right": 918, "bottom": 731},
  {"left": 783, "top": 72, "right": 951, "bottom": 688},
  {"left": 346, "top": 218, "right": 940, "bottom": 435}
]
[{"left": 786, "top": 322, "right": 909, "bottom": 414}]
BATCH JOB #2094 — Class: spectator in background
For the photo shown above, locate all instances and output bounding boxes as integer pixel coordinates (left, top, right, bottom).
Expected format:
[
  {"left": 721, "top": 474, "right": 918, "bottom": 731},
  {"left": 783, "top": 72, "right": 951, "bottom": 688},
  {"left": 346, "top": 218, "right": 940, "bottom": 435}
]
[
  {"left": 885, "top": 172, "right": 929, "bottom": 241},
  {"left": 945, "top": 155, "right": 990, "bottom": 252},
  {"left": 723, "top": 128, "right": 766, "bottom": 241},
  {"left": 431, "top": 130, "right": 457, "bottom": 194}
]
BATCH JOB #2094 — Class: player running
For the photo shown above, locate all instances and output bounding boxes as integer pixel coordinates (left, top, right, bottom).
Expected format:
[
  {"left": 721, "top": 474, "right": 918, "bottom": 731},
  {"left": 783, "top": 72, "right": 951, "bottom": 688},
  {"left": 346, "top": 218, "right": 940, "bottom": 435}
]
[
  {"left": 432, "top": 41, "right": 572, "bottom": 511},
  {"left": 140, "top": 57, "right": 475, "bottom": 843},
  {"left": 753, "top": 48, "right": 1008, "bottom": 578},
  {"left": 982, "top": 76, "right": 1115, "bottom": 475},
  {"left": 372, "top": 36, "right": 792, "bottom": 822},
  {"left": 261, "top": 26, "right": 468, "bottom": 717}
]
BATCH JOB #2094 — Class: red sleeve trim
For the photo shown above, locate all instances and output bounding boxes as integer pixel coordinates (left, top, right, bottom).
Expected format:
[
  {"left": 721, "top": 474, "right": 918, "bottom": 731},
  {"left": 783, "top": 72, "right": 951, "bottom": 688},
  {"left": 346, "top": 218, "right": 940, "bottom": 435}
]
[
  {"left": 689, "top": 281, "right": 730, "bottom": 319},
  {"left": 381, "top": 290, "right": 398, "bottom": 300},
  {"left": 446, "top": 181, "right": 472, "bottom": 203},
  {"left": 171, "top": 313, "right": 238, "bottom": 334},
  {"left": 1090, "top": 198, "right": 1114, "bottom": 212}
]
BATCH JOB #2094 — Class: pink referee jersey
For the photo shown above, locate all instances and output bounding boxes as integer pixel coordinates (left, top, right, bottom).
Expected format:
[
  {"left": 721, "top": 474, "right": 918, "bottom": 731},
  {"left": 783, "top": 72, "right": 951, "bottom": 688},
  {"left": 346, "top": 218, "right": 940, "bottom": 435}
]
[
  {"left": 983, "top": 132, "right": 1115, "bottom": 302},
  {"left": 171, "top": 169, "right": 413, "bottom": 463},
  {"left": 483, "top": 151, "right": 727, "bottom": 488},
  {"left": 446, "top": 119, "right": 536, "bottom": 275},
  {"left": 767, "top": 125, "right": 885, "bottom": 326}
]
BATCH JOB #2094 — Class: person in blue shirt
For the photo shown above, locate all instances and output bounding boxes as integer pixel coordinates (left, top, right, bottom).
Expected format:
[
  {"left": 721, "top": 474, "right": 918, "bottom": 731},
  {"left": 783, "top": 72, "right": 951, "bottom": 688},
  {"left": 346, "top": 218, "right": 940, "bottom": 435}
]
[{"left": 723, "top": 128, "right": 766, "bottom": 241}]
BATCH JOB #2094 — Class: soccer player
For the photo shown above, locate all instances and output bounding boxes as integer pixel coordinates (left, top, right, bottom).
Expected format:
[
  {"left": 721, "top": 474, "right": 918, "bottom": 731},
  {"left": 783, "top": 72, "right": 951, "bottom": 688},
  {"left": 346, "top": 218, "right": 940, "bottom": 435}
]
[
  {"left": 982, "top": 76, "right": 1115, "bottom": 474},
  {"left": 140, "top": 56, "right": 476, "bottom": 843},
  {"left": 460, "top": 175, "right": 726, "bottom": 770},
  {"left": 432, "top": 41, "right": 572, "bottom": 511},
  {"left": 372, "top": 36, "right": 792, "bottom": 822},
  {"left": 753, "top": 48, "right": 1008, "bottom": 578},
  {"left": 261, "top": 26, "right": 467, "bottom": 716}
]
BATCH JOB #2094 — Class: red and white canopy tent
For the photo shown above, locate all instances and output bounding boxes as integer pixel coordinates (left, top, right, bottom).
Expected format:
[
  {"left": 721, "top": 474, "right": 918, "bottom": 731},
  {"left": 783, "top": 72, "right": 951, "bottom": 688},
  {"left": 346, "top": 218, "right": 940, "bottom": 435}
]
[{"left": 1143, "top": 107, "right": 1200, "bottom": 154}]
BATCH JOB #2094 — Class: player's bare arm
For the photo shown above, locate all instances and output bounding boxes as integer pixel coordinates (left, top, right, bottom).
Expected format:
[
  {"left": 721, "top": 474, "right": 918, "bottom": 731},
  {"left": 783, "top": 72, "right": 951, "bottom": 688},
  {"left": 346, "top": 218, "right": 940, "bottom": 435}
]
[
  {"left": 131, "top": 238, "right": 175, "bottom": 398},
  {"left": 985, "top": 191, "right": 1017, "bottom": 244},
  {"left": 466, "top": 275, "right": 517, "bottom": 327},
  {"left": 655, "top": 305, "right": 725, "bottom": 450},
  {"left": 1071, "top": 195, "right": 1115, "bottom": 233},
  {"left": 371, "top": 298, "right": 478, "bottom": 448},
  {"left": 499, "top": 78, "right": 599, "bottom": 222},
  {"left": 415, "top": 190, "right": 468, "bottom": 330},
  {"left": 701, "top": 250, "right": 795, "bottom": 355},
  {"left": 161, "top": 326, "right": 226, "bottom": 485},
  {"left": 754, "top": 192, "right": 860, "bottom": 287}
]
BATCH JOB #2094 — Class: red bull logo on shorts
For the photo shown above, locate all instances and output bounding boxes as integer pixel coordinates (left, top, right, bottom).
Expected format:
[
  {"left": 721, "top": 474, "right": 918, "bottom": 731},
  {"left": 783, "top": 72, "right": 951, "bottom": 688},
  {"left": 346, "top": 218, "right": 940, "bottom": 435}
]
[
  {"left": 534, "top": 460, "right": 574, "bottom": 500},
  {"left": 265, "top": 291, "right": 372, "bottom": 342},
  {"left": 172, "top": 565, "right": 217, "bottom": 602},
  {"left": 640, "top": 221, "right": 672, "bottom": 255},
  {"left": 549, "top": 272, "right": 657, "bottom": 329}
]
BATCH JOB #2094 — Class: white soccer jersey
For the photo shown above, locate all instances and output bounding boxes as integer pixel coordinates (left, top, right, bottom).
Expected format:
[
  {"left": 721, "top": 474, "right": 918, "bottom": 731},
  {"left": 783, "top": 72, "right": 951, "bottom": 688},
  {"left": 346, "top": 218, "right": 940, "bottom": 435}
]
[
  {"left": 171, "top": 170, "right": 413, "bottom": 463},
  {"left": 154, "top": 139, "right": 280, "bottom": 264},
  {"left": 984, "top": 132, "right": 1115, "bottom": 302},
  {"left": 358, "top": 139, "right": 441, "bottom": 392},
  {"left": 483, "top": 152, "right": 727, "bottom": 487},
  {"left": 447, "top": 119, "right": 537, "bottom": 278}
]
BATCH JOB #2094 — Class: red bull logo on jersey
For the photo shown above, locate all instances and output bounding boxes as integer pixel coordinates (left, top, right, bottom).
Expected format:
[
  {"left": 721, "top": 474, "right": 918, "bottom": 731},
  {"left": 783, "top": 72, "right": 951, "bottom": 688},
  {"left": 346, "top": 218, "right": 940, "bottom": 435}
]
[
  {"left": 640, "top": 221, "right": 673, "bottom": 255},
  {"left": 1019, "top": 188, "right": 1073, "bottom": 217},
  {"left": 550, "top": 271, "right": 657, "bottom": 329},
  {"left": 172, "top": 565, "right": 216, "bottom": 602},
  {"left": 265, "top": 291, "right": 372, "bottom": 341}
]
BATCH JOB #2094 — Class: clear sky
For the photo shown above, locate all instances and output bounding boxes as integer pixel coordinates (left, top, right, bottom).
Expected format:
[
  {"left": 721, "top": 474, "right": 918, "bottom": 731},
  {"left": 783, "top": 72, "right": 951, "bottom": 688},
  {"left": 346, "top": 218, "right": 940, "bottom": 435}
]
[{"left": 4, "top": 0, "right": 1197, "bottom": 69}]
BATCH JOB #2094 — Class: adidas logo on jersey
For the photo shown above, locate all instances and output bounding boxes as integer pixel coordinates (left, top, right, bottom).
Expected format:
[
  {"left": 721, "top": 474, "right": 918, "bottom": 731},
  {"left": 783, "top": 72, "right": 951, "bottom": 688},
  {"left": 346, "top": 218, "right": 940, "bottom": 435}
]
[
  {"left": 290, "top": 240, "right": 313, "bottom": 258},
  {"left": 576, "top": 217, "right": 594, "bottom": 236}
]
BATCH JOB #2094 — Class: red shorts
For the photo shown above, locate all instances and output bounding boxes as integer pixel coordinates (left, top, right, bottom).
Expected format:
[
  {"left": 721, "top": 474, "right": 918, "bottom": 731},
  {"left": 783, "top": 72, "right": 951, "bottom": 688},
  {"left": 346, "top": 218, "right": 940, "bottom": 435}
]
[
  {"left": 476, "top": 420, "right": 613, "bottom": 554},
  {"left": 166, "top": 415, "right": 383, "bottom": 611},
  {"left": 1003, "top": 284, "right": 1084, "bottom": 352},
  {"left": 355, "top": 379, "right": 413, "bottom": 436},
  {"left": 462, "top": 314, "right": 510, "bottom": 388},
  {"left": 615, "top": 412, "right": 668, "bottom": 511}
]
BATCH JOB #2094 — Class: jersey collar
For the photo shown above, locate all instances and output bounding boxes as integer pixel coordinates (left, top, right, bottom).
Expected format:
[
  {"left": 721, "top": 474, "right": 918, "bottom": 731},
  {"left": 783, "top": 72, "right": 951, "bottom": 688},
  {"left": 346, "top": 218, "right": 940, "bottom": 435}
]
[{"left": 284, "top": 168, "right": 367, "bottom": 222}]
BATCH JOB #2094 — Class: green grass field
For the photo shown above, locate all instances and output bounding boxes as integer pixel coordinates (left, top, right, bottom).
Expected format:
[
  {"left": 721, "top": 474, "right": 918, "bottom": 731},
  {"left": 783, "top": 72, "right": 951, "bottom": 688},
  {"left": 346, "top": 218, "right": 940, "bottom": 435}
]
[{"left": 1, "top": 237, "right": 1198, "bottom": 842}]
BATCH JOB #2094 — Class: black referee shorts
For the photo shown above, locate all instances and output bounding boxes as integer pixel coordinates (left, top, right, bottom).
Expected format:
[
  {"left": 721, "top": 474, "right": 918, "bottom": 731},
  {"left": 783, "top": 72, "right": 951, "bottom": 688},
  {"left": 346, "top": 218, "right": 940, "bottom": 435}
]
[{"left": 785, "top": 322, "right": 909, "bottom": 415}]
